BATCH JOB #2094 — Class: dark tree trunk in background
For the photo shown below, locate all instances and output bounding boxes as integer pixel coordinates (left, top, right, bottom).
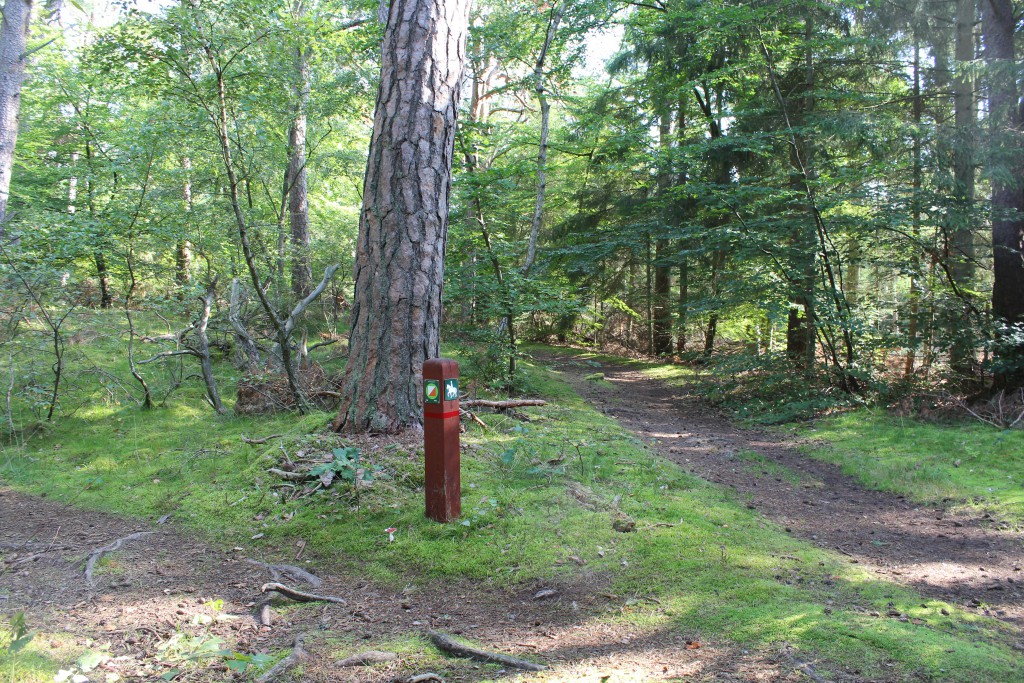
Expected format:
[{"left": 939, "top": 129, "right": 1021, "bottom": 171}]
[
  {"left": 653, "top": 108, "right": 673, "bottom": 355},
  {"left": 334, "top": 0, "right": 471, "bottom": 433},
  {"left": 983, "top": 0, "right": 1024, "bottom": 388},
  {"left": 0, "top": 0, "right": 31, "bottom": 238}
]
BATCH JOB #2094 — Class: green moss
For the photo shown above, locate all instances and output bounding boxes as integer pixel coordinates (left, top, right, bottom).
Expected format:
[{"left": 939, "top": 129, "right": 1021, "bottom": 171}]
[
  {"left": 1, "top": 331, "right": 1021, "bottom": 681},
  {"left": 800, "top": 410, "right": 1024, "bottom": 524}
]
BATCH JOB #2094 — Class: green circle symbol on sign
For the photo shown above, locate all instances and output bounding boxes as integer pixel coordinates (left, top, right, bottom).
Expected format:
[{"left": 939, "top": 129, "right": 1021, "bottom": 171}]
[{"left": 424, "top": 380, "right": 441, "bottom": 404}]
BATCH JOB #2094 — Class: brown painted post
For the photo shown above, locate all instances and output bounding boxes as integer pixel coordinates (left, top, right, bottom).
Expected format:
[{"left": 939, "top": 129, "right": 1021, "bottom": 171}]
[{"left": 423, "top": 358, "right": 460, "bottom": 522}]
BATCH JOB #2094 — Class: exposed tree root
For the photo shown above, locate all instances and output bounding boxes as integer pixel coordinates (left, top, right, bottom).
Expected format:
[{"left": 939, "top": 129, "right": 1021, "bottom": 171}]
[
  {"left": 261, "top": 582, "right": 347, "bottom": 604},
  {"left": 267, "top": 467, "right": 310, "bottom": 482},
  {"left": 427, "top": 630, "right": 547, "bottom": 671},
  {"left": 84, "top": 532, "right": 154, "bottom": 587},
  {"left": 244, "top": 558, "right": 323, "bottom": 587},
  {"left": 336, "top": 650, "right": 398, "bottom": 666},
  {"left": 256, "top": 633, "right": 308, "bottom": 683},
  {"left": 258, "top": 600, "right": 272, "bottom": 628}
]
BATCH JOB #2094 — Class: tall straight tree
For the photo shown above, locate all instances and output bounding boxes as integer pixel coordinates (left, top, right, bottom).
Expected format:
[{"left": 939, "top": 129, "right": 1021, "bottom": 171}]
[
  {"left": 0, "top": 0, "right": 31, "bottom": 237},
  {"left": 334, "top": 0, "right": 471, "bottom": 433},
  {"left": 982, "top": 0, "right": 1024, "bottom": 388}
]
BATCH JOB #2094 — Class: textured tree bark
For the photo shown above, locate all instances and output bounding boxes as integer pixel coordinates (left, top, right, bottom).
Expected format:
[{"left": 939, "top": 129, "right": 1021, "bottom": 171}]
[
  {"left": 983, "top": 0, "right": 1024, "bottom": 388},
  {"left": 287, "top": 1, "right": 312, "bottom": 299},
  {"left": 334, "top": 0, "right": 471, "bottom": 433},
  {"left": 0, "top": 0, "right": 32, "bottom": 238}
]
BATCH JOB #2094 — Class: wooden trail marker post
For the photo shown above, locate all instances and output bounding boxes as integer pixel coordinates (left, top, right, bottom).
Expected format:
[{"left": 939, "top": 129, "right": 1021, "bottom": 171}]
[{"left": 423, "top": 358, "right": 460, "bottom": 522}]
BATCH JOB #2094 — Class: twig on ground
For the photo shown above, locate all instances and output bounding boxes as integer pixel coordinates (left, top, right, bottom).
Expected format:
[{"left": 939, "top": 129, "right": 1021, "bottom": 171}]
[
  {"left": 256, "top": 633, "right": 308, "bottom": 683},
  {"left": 242, "top": 433, "right": 285, "bottom": 445},
  {"left": 406, "top": 675, "right": 444, "bottom": 683},
  {"left": 245, "top": 558, "right": 323, "bottom": 587},
  {"left": 427, "top": 630, "right": 546, "bottom": 671},
  {"left": 336, "top": 650, "right": 398, "bottom": 667},
  {"left": 261, "top": 582, "right": 347, "bottom": 604},
  {"left": 84, "top": 532, "right": 154, "bottom": 586}
]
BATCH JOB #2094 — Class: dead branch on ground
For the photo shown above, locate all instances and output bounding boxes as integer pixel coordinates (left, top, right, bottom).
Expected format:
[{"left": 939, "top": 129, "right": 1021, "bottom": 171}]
[
  {"left": 462, "top": 399, "right": 547, "bottom": 409},
  {"left": 241, "top": 433, "right": 284, "bottom": 445}
]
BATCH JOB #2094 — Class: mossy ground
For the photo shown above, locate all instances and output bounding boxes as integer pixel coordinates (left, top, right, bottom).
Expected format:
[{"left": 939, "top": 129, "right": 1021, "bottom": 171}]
[{"left": 2, "top": 324, "right": 1023, "bottom": 681}]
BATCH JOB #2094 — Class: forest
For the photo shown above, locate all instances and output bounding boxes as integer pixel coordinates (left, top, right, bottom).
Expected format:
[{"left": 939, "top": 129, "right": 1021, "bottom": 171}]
[{"left": 2, "top": 0, "right": 1024, "bottom": 681}]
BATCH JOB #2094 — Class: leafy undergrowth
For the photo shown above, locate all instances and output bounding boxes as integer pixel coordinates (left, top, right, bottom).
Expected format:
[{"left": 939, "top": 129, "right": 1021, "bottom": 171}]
[
  {"left": 798, "top": 410, "right": 1024, "bottom": 526},
  {"left": 1, "top": 328, "right": 1022, "bottom": 681}
]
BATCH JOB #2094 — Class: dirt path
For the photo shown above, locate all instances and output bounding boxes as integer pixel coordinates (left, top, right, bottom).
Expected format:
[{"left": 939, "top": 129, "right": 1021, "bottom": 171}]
[
  {"left": 540, "top": 351, "right": 1024, "bottom": 631},
  {"left": 0, "top": 491, "right": 811, "bottom": 682}
]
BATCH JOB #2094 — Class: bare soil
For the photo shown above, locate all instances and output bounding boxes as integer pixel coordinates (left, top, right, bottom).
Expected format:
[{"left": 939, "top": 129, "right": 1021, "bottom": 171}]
[
  {"left": 541, "top": 351, "right": 1024, "bottom": 630},
  {"left": 4, "top": 351, "right": 1021, "bottom": 681}
]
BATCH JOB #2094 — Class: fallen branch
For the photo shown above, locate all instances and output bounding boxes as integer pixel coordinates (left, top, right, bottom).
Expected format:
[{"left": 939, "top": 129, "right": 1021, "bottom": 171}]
[
  {"left": 460, "top": 409, "right": 487, "bottom": 430},
  {"left": 245, "top": 559, "right": 323, "bottom": 587},
  {"left": 267, "top": 467, "right": 310, "bottom": 482},
  {"left": 336, "top": 650, "right": 398, "bottom": 667},
  {"left": 84, "top": 532, "right": 154, "bottom": 587},
  {"left": 256, "top": 633, "right": 308, "bottom": 683},
  {"left": 427, "top": 630, "right": 546, "bottom": 672},
  {"left": 406, "top": 675, "right": 443, "bottom": 683},
  {"left": 462, "top": 399, "right": 547, "bottom": 409},
  {"left": 261, "top": 582, "right": 347, "bottom": 605},
  {"left": 242, "top": 433, "right": 285, "bottom": 445}
]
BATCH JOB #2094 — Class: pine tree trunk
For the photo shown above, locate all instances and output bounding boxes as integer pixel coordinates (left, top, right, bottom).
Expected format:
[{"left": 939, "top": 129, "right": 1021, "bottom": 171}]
[
  {"left": 983, "top": 0, "right": 1024, "bottom": 388},
  {"left": 334, "top": 0, "right": 471, "bottom": 433},
  {"left": 0, "top": 0, "right": 32, "bottom": 238}
]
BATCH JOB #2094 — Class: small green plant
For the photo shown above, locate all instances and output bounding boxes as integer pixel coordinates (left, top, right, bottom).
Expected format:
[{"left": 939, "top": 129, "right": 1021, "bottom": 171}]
[
  {"left": 55, "top": 648, "right": 109, "bottom": 683},
  {"left": 4, "top": 612, "right": 33, "bottom": 683},
  {"left": 310, "top": 446, "right": 375, "bottom": 489}
]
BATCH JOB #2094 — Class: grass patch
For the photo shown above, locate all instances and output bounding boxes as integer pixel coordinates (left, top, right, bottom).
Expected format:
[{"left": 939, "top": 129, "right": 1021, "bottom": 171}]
[
  {"left": 798, "top": 410, "right": 1024, "bottom": 524},
  {"left": 733, "top": 449, "right": 804, "bottom": 485}
]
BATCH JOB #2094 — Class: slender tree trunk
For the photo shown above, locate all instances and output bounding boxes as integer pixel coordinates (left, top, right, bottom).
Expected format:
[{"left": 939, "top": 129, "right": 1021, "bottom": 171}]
[
  {"left": 83, "top": 141, "right": 112, "bottom": 309},
  {"left": 905, "top": 37, "right": 923, "bottom": 379},
  {"left": 176, "top": 157, "right": 192, "bottom": 292},
  {"left": 983, "top": 0, "right": 1024, "bottom": 388},
  {"left": 334, "top": 0, "right": 471, "bottom": 433},
  {"left": 653, "top": 108, "right": 673, "bottom": 355},
  {"left": 950, "top": 0, "right": 978, "bottom": 373},
  {"left": 0, "top": 0, "right": 31, "bottom": 239},
  {"left": 288, "top": 2, "right": 312, "bottom": 299},
  {"left": 522, "top": 0, "right": 565, "bottom": 277}
]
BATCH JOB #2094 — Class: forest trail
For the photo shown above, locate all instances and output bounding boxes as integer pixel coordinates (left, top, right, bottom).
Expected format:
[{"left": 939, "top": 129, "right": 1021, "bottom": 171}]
[{"left": 538, "top": 350, "right": 1024, "bottom": 631}]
